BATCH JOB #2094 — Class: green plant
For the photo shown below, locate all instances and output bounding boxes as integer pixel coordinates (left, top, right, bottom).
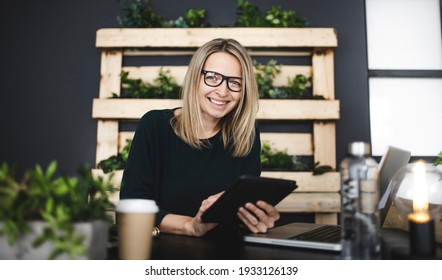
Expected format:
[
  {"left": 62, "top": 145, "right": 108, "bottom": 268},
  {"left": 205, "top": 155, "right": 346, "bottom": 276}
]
[
  {"left": 254, "top": 59, "right": 281, "bottom": 99},
  {"left": 235, "top": 0, "right": 307, "bottom": 27},
  {"left": 98, "top": 138, "right": 333, "bottom": 175},
  {"left": 117, "top": 0, "right": 308, "bottom": 28},
  {"left": 261, "top": 141, "right": 308, "bottom": 171},
  {"left": 162, "top": 9, "right": 209, "bottom": 28},
  {"left": 235, "top": 0, "right": 266, "bottom": 27},
  {"left": 434, "top": 151, "right": 442, "bottom": 166},
  {"left": 264, "top": 5, "right": 307, "bottom": 27},
  {"left": 98, "top": 139, "right": 132, "bottom": 173},
  {"left": 116, "top": 69, "right": 181, "bottom": 99},
  {"left": 254, "top": 60, "right": 320, "bottom": 99},
  {"left": 117, "top": 0, "right": 164, "bottom": 27},
  {"left": 0, "top": 161, "right": 116, "bottom": 259},
  {"left": 260, "top": 142, "right": 333, "bottom": 174},
  {"left": 118, "top": 1, "right": 209, "bottom": 28}
]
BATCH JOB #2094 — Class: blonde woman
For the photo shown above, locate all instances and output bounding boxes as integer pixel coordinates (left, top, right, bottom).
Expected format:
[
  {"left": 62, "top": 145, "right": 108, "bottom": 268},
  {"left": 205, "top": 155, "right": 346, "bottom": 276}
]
[{"left": 120, "top": 38, "right": 280, "bottom": 237}]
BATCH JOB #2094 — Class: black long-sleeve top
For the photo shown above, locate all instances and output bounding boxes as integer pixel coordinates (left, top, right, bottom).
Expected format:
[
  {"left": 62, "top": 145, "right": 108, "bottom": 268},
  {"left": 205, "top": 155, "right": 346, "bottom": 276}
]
[{"left": 120, "top": 109, "right": 261, "bottom": 225}]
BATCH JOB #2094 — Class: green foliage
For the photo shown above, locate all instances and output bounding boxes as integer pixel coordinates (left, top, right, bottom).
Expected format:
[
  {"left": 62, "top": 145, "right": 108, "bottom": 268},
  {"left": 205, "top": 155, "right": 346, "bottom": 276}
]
[
  {"left": 312, "top": 162, "right": 335, "bottom": 175},
  {"left": 118, "top": 0, "right": 208, "bottom": 28},
  {"left": 117, "top": 60, "right": 319, "bottom": 100},
  {"left": 260, "top": 142, "right": 307, "bottom": 171},
  {"left": 116, "top": 69, "right": 181, "bottom": 99},
  {"left": 434, "top": 151, "right": 442, "bottom": 166},
  {"left": 254, "top": 59, "right": 281, "bottom": 99},
  {"left": 97, "top": 138, "right": 333, "bottom": 175},
  {"left": 260, "top": 142, "right": 334, "bottom": 174},
  {"left": 264, "top": 5, "right": 307, "bottom": 27},
  {"left": 117, "top": 0, "right": 164, "bottom": 27},
  {"left": 98, "top": 139, "right": 132, "bottom": 173},
  {"left": 235, "top": 0, "right": 266, "bottom": 27},
  {"left": 254, "top": 60, "right": 320, "bottom": 99},
  {"left": 235, "top": 0, "right": 307, "bottom": 27},
  {"left": 162, "top": 9, "right": 209, "bottom": 28},
  {"left": 117, "top": 0, "right": 307, "bottom": 28},
  {"left": 0, "top": 161, "right": 117, "bottom": 259}
]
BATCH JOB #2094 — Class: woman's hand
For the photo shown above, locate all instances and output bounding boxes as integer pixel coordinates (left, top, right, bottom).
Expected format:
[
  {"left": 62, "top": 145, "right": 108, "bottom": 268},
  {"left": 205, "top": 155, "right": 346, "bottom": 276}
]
[
  {"left": 237, "top": 201, "right": 280, "bottom": 233},
  {"left": 160, "top": 192, "right": 224, "bottom": 237},
  {"left": 185, "top": 191, "right": 225, "bottom": 237}
]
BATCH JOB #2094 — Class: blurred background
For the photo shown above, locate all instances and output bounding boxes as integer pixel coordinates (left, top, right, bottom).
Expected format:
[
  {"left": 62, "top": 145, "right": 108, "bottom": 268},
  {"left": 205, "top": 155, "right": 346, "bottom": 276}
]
[{"left": 0, "top": 0, "right": 440, "bottom": 176}]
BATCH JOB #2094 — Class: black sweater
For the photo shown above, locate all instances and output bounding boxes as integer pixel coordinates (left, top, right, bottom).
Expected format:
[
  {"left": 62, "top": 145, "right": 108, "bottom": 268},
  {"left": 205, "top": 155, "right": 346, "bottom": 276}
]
[{"left": 120, "top": 109, "right": 261, "bottom": 225}]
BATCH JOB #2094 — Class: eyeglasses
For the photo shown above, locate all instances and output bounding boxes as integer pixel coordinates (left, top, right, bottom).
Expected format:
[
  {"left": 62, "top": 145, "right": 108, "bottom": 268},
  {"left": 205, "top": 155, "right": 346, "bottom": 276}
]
[{"left": 201, "top": 70, "right": 243, "bottom": 92}]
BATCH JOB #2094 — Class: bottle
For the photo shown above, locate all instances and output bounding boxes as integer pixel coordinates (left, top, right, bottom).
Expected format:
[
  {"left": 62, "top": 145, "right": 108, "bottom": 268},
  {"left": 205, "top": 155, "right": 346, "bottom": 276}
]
[{"left": 340, "top": 142, "right": 380, "bottom": 259}]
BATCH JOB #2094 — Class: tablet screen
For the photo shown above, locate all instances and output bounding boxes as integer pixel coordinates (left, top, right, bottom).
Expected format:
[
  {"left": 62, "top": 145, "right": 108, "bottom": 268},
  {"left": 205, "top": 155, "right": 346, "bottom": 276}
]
[{"left": 200, "top": 175, "right": 297, "bottom": 223}]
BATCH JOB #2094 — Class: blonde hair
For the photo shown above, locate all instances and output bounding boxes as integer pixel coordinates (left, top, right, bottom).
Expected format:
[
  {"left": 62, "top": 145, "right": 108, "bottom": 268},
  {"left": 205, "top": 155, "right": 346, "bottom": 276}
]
[{"left": 171, "top": 38, "right": 259, "bottom": 157}]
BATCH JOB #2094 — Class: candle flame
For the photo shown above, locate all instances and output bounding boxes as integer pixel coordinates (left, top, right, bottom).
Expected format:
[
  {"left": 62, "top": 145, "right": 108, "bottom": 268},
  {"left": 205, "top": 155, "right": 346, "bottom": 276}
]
[{"left": 411, "top": 161, "right": 430, "bottom": 222}]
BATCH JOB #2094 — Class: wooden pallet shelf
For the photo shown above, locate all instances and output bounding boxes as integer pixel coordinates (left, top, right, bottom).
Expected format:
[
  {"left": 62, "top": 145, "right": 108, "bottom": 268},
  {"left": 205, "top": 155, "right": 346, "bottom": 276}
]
[{"left": 93, "top": 27, "right": 340, "bottom": 225}]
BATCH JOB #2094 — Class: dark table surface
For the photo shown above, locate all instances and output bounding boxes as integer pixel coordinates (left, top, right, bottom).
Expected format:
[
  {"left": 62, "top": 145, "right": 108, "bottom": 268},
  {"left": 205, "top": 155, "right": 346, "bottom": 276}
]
[{"left": 108, "top": 226, "right": 442, "bottom": 260}]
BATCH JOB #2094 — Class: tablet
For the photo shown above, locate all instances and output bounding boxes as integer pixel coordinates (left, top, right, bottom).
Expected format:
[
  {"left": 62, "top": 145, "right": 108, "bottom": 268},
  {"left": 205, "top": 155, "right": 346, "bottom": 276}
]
[{"left": 200, "top": 175, "right": 297, "bottom": 223}]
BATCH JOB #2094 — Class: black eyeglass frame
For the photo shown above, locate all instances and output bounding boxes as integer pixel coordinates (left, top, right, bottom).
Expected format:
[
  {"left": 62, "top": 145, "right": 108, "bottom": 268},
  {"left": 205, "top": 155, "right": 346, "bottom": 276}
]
[{"left": 201, "top": 70, "right": 243, "bottom": 92}]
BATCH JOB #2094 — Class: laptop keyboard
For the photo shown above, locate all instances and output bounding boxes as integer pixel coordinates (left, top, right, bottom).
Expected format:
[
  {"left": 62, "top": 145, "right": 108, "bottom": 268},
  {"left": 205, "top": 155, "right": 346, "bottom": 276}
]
[{"left": 290, "top": 225, "right": 341, "bottom": 243}]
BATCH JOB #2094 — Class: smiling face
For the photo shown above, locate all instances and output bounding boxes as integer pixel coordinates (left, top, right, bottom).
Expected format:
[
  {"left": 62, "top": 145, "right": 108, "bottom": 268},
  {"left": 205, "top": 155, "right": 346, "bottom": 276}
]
[{"left": 198, "top": 52, "right": 243, "bottom": 127}]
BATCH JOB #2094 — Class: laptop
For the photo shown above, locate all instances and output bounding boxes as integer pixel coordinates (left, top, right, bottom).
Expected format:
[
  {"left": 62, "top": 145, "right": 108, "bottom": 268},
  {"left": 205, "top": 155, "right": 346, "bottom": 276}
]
[{"left": 243, "top": 146, "right": 411, "bottom": 251}]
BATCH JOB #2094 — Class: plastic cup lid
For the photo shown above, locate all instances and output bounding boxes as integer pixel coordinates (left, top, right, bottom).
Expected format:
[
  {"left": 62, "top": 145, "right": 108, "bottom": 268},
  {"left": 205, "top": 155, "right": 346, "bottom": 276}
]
[{"left": 115, "top": 199, "right": 159, "bottom": 213}]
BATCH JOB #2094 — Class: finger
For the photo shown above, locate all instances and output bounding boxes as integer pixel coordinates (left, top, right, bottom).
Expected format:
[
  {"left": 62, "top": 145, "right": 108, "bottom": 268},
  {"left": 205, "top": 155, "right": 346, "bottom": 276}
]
[
  {"left": 256, "top": 201, "right": 280, "bottom": 221},
  {"left": 237, "top": 211, "right": 259, "bottom": 233},
  {"left": 199, "top": 191, "right": 225, "bottom": 212},
  {"left": 245, "top": 202, "right": 278, "bottom": 228},
  {"left": 238, "top": 211, "right": 269, "bottom": 233},
  {"left": 238, "top": 206, "right": 259, "bottom": 226},
  {"left": 244, "top": 203, "right": 274, "bottom": 227}
]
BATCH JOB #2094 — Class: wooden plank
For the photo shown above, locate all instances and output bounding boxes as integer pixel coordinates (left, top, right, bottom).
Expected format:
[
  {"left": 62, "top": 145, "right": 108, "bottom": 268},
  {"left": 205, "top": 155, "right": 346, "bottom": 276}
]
[
  {"left": 315, "top": 213, "right": 338, "bottom": 225},
  {"left": 120, "top": 131, "right": 313, "bottom": 156},
  {"left": 258, "top": 100, "right": 339, "bottom": 120},
  {"left": 262, "top": 171, "right": 340, "bottom": 192},
  {"left": 92, "top": 99, "right": 181, "bottom": 119},
  {"left": 312, "top": 49, "right": 335, "bottom": 99},
  {"left": 119, "top": 132, "right": 134, "bottom": 152},
  {"left": 122, "top": 65, "right": 312, "bottom": 87},
  {"left": 276, "top": 192, "right": 340, "bottom": 213},
  {"left": 122, "top": 66, "right": 187, "bottom": 85},
  {"left": 260, "top": 133, "right": 312, "bottom": 156},
  {"left": 96, "top": 28, "right": 338, "bottom": 48},
  {"left": 92, "top": 99, "right": 340, "bottom": 120},
  {"left": 124, "top": 50, "right": 312, "bottom": 57},
  {"left": 93, "top": 169, "right": 340, "bottom": 194},
  {"left": 313, "top": 122, "right": 336, "bottom": 168},
  {"left": 99, "top": 50, "right": 123, "bottom": 98},
  {"left": 96, "top": 120, "right": 119, "bottom": 164}
]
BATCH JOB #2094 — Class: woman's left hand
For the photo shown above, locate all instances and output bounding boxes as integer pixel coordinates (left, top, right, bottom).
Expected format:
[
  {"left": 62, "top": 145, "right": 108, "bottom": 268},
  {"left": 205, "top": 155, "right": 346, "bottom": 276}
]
[{"left": 237, "top": 201, "right": 280, "bottom": 233}]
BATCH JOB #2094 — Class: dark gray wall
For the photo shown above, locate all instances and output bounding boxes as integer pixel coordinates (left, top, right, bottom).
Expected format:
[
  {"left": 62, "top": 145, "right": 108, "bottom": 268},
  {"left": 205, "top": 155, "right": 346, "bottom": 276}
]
[{"left": 0, "top": 0, "right": 369, "bottom": 176}]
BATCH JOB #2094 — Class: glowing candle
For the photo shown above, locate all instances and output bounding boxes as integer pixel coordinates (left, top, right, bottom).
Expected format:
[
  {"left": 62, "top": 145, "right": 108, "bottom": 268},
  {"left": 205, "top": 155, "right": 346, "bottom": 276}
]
[
  {"left": 408, "top": 161, "right": 435, "bottom": 258},
  {"left": 408, "top": 161, "right": 430, "bottom": 223}
]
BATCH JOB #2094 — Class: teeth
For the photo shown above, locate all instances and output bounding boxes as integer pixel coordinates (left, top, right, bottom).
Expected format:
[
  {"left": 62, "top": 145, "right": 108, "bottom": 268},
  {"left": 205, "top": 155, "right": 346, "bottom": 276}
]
[{"left": 209, "top": 98, "right": 227, "bottom": 105}]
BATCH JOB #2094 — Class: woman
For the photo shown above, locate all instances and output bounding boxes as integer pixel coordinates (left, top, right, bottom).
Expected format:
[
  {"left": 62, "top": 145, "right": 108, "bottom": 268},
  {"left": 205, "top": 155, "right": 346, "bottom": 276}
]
[{"left": 120, "top": 38, "right": 280, "bottom": 236}]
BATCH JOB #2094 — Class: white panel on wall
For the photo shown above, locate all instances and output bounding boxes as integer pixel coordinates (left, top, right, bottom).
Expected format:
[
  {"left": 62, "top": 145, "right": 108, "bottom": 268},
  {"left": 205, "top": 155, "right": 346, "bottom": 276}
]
[
  {"left": 369, "top": 78, "right": 442, "bottom": 156},
  {"left": 366, "top": 0, "right": 442, "bottom": 70}
]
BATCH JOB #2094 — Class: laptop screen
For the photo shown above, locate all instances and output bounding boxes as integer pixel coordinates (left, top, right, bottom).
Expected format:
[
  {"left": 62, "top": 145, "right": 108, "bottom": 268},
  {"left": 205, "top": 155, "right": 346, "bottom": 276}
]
[{"left": 377, "top": 146, "right": 411, "bottom": 226}]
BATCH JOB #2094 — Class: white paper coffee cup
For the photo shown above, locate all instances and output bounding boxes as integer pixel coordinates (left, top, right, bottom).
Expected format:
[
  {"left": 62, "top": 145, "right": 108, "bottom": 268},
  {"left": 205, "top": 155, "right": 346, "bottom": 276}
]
[{"left": 116, "top": 199, "right": 158, "bottom": 260}]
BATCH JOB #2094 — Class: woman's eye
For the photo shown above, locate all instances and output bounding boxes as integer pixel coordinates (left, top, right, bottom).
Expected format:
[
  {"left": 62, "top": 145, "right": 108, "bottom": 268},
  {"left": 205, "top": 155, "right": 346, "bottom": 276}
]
[{"left": 230, "top": 80, "right": 242, "bottom": 87}]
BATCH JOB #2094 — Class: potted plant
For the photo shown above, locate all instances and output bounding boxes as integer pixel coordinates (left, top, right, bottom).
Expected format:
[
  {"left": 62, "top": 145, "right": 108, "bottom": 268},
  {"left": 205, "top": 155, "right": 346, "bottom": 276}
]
[{"left": 0, "top": 161, "right": 116, "bottom": 259}]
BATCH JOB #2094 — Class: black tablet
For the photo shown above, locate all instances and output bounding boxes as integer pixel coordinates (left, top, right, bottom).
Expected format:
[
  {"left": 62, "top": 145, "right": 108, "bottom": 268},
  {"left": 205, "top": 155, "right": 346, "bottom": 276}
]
[{"left": 200, "top": 175, "right": 297, "bottom": 223}]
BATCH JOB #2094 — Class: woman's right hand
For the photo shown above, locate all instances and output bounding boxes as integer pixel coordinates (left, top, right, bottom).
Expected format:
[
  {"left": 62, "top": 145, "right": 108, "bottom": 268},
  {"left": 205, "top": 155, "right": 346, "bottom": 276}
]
[
  {"left": 159, "top": 191, "right": 224, "bottom": 237},
  {"left": 184, "top": 191, "right": 224, "bottom": 237}
]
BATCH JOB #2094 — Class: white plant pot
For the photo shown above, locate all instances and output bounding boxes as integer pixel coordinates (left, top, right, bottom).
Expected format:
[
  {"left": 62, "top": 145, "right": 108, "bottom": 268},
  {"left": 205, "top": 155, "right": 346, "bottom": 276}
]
[{"left": 0, "top": 220, "right": 109, "bottom": 260}]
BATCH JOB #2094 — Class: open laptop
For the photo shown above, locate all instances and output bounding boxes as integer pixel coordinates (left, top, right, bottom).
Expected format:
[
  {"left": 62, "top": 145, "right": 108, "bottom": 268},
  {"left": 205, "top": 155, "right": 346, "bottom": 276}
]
[{"left": 243, "top": 146, "right": 411, "bottom": 251}]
